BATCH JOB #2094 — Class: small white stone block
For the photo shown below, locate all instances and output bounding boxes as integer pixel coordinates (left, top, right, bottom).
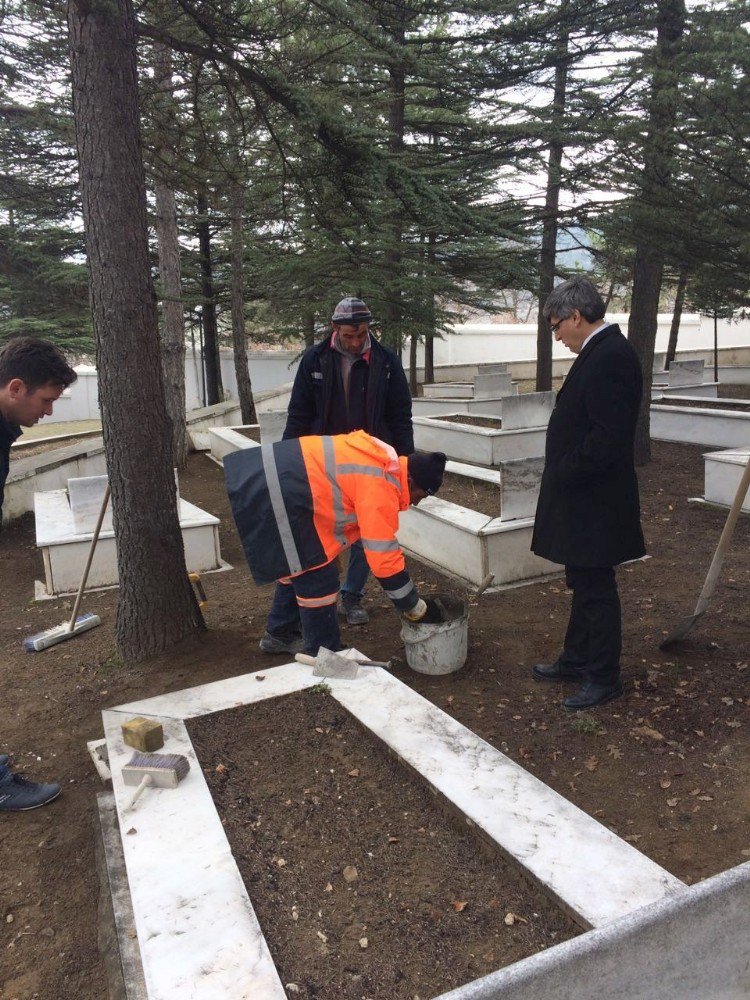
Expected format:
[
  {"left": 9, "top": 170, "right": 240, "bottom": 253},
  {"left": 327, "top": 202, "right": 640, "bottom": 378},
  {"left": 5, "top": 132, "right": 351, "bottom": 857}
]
[
  {"left": 68, "top": 475, "right": 113, "bottom": 534},
  {"left": 501, "top": 391, "right": 555, "bottom": 431},
  {"left": 668, "top": 359, "right": 704, "bottom": 385},
  {"left": 258, "top": 410, "right": 288, "bottom": 444},
  {"left": 499, "top": 456, "right": 545, "bottom": 521},
  {"left": 474, "top": 372, "right": 516, "bottom": 399}
]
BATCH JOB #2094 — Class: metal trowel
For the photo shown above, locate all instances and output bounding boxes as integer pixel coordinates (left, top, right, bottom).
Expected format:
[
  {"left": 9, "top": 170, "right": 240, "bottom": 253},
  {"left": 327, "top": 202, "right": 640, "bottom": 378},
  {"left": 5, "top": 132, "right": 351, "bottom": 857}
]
[{"left": 295, "top": 648, "right": 391, "bottom": 678}]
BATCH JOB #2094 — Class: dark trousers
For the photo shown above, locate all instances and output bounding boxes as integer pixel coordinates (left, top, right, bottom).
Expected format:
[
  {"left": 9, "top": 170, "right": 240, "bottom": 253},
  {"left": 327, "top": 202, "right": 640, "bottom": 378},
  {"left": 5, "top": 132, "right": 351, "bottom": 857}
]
[
  {"left": 266, "top": 560, "right": 342, "bottom": 655},
  {"left": 559, "top": 565, "right": 621, "bottom": 685},
  {"left": 340, "top": 539, "right": 369, "bottom": 600}
]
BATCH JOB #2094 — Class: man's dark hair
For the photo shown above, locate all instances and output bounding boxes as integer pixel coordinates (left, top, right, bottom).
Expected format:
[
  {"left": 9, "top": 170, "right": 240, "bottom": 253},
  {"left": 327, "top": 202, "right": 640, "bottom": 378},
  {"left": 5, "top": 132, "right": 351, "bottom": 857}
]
[
  {"left": 543, "top": 277, "right": 606, "bottom": 324},
  {"left": 0, "top": 337, "right": 77, "bottom": 390}
]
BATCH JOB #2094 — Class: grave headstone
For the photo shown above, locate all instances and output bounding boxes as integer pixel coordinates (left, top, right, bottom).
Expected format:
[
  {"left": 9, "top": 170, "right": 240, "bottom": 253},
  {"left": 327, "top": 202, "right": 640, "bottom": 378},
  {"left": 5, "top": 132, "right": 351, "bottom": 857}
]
[
  {"left": 68, "top": 475, "right": 114, "bottom": 535},
  {"left": 473, "top": 372, "right": 515, "bottom": 399},
  {"left": 499, "top": 456, "right": 545, "bottom": 521},
  {"left": 501, "top": 391, "right": 555, "bottom": 431},
  {"left": 668, "top": 359, "right": 705, "bottom": 386},
  {"left": 258, "top": 410, "right": 288, "bottom": 444},
  {"left": 481, "top": 363, "right": 508, "bottom": 374}
]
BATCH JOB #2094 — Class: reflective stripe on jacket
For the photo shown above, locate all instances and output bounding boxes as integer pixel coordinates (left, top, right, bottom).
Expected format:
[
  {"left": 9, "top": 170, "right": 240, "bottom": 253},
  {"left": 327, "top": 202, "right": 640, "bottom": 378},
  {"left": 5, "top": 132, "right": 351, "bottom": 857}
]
[{"left": 224, "top": 430, "right": 418, "bottom": 611}]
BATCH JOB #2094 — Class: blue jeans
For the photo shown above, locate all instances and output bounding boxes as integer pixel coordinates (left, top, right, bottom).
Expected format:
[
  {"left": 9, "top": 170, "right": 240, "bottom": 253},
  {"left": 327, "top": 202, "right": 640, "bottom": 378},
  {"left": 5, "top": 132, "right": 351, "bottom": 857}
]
[
  {"left": 340, "top": 540, "right": 369, "bottom": 601},
  {"left": 266, "top": 560, "right": 342, "bottom": 655},
  {"left": 0, "top": 764, "right": 7, "bottom": 783}
]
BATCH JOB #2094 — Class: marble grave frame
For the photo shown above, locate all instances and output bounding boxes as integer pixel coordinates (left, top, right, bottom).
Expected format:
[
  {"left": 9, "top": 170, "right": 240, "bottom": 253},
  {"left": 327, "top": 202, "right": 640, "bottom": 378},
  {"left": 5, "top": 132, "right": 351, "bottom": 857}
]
[{"left": 101, "top": 654, "right": 685, "bottom": 999}]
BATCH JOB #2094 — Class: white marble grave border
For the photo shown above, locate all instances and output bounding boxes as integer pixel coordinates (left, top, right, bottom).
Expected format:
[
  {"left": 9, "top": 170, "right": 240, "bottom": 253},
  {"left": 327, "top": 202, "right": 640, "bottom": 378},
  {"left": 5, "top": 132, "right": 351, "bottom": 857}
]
[{"left": 102, "top": 655, "right": 686, "bottom": 999}]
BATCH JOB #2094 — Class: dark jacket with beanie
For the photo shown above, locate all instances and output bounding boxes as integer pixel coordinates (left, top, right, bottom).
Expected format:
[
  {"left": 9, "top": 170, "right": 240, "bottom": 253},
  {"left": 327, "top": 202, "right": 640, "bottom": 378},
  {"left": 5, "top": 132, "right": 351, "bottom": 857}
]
[{"left": 283, "top": 333, "right": 414, "bottom": 455}]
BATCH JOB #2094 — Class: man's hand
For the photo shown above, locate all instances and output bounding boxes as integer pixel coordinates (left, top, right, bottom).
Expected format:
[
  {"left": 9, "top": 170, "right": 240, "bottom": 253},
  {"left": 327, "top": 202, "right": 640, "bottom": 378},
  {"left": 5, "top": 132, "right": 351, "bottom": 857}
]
[{"left": 402, "top": 597, "right": 445, "bottom": 624}]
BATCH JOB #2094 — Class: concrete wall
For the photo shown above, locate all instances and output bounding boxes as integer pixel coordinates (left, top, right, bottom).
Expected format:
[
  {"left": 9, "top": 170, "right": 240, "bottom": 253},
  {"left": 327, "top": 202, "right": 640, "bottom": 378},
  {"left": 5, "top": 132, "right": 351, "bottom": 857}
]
[
  {"left": 436, "top": 861, "right": 750, "bottom": 1000},
  {"left": 405, "top": 315, "right": 750, "bottom": 371}
]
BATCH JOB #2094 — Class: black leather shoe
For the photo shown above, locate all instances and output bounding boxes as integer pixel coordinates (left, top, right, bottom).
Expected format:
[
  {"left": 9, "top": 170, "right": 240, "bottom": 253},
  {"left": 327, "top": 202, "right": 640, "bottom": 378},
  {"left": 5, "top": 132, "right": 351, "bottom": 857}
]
[
  {"left": 532, "top": 660, "right": 583, "bottom": 682},
  {"left": 563, "top": 681, "right": 623, "bottom": 711}
]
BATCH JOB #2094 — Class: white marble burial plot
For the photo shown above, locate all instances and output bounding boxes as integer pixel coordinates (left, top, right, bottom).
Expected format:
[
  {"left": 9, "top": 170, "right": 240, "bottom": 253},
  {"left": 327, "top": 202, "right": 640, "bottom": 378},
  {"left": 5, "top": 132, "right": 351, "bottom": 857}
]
[
  {"left": 668, "top": 359, "right": 705, "bottom": 386},
  {"left": 35, "top": 489, "right": 223, "bottom": 596},
  {"left": 208, "top": 426, "right": 260, "bottom": 464},
  {"left": 422, "top": 382, "right": 473, "bottom": 398},
  {"left": 703, "top": 447, "right": 750, "bottom": 512},
  {"left": 501, "top": 391, "right": 556, "bottom": 431},
  {"left": 499, "top": 456, "right": 545, "bottom": 522},
  {"left": 68, "top": 474, "right": 114, "bottom": 534},
  {"left": 474, "top": 371, "right": 516, "bottom": 399},
  {"left": 101, "top": 659, "right": 684, "bottom": 999},
  {"left": 258, "top": 409, "right": 288, "bottom": 444}
]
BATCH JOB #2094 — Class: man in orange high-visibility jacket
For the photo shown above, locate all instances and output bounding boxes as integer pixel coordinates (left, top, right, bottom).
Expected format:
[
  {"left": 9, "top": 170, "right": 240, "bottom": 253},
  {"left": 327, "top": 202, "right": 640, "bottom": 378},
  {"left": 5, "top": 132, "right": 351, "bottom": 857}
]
[{"left": 224, "top": 430, "right": 447, "bottom": 656}]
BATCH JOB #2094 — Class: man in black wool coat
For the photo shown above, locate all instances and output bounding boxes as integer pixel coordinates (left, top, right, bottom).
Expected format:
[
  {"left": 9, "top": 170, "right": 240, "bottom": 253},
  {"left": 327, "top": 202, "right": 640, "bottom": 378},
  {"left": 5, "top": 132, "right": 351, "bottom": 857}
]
[{"left": 531, "top": 277, "right": 646, "bottom": 711}]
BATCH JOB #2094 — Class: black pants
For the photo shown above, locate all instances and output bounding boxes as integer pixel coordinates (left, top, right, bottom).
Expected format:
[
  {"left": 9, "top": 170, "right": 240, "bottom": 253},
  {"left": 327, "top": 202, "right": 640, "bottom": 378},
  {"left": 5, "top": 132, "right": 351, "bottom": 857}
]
[{"left": 559, "top": 565, "right": 621, "bottom": 685}]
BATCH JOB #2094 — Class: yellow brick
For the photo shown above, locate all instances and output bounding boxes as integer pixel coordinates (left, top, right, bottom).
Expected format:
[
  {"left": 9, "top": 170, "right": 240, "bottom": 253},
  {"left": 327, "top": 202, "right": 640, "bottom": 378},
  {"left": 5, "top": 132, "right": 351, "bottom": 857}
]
[{"left": 121, "top": 717, "right": 164, "bottom": 753}]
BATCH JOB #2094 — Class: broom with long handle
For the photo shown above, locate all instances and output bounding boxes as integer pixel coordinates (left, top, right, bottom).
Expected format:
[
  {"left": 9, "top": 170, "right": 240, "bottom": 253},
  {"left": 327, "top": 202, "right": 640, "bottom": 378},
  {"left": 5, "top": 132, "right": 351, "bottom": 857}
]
[{"left": 24, "top": 483, "right": 110, "bottom": 652}]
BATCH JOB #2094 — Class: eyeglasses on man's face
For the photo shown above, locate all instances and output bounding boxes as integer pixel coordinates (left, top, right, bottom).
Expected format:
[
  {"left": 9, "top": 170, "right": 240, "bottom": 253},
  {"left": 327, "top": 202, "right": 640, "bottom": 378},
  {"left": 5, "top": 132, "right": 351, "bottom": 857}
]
[{"left": 549, "top": 317, "right": 566, "bottom": 335}]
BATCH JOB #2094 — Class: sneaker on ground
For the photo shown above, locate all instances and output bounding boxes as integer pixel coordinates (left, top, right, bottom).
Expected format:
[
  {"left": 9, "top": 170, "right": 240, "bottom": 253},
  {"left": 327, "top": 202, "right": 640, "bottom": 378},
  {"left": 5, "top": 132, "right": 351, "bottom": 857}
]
[
  {"left": 0, "top": 771, "right": 61, "bottom": 812},
  {"left": 342, "top": 599, "right": 369, "bottom": 626},
  {"left": 259, "top": 631, "right": 304, "bottom": 655}
]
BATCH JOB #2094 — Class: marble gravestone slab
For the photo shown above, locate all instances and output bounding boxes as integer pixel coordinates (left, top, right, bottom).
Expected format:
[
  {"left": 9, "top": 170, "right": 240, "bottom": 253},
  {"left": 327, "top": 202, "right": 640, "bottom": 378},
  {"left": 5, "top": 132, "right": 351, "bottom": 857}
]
[
  {"left": 474, "top": 372, "right": 515, "bottom": 400},
  {"left": 499, "top": 456, "right": 545, "bottom": 522},
  {"left": 502, "top": 391, "right": 555, "bottom": 431},
  {"left": 668, "top": 359, "right": 705, "bottom": 386},
  {"left": 69, "top": 470, "right": 180, "bottom": 534},
  {"left": 68, "top": 475, "right": 113, "bottom": 535},
  {"left": 258, "top": 410, "right": 288, "bottom": 444}
]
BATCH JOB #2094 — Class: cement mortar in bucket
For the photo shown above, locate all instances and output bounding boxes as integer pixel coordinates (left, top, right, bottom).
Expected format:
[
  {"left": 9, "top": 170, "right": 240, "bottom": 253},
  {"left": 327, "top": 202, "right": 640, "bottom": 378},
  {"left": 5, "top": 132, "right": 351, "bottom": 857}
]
[{"left": 400, "top": 594, "right": 468, "bottom": 675}]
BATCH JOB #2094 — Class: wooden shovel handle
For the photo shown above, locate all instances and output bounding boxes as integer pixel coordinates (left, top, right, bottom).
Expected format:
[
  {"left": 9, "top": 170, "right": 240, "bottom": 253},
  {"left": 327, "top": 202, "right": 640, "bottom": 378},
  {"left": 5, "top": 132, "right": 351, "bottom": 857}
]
[
  {"left": 295, "top": 653, "right": 317, "bottom": 666},
  {"left": 694, "top": 453, "right": 750, "bottom": 616}
]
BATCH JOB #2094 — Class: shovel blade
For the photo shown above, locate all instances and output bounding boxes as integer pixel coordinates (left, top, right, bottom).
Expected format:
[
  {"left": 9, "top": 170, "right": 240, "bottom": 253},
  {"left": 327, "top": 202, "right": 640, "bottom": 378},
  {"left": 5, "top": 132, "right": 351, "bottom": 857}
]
[
  {"left": 312, "top": 647, "right": 360, "bottom": 679},
  {"left": 659, "top": 611, "right": 704, "bottom": 650}
]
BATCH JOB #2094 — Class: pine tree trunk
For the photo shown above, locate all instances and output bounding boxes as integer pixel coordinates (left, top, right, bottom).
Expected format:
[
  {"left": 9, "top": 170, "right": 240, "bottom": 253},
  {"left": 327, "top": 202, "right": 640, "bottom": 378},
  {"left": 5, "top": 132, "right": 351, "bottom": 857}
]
[
  {"left": 229, "top": 184, "right": 256, "bottom": 424},
  {"left": 629, "top": 249, "right": 664, "bottom": 464},
  {"left": 196, "top": 191, "right": 222, "bottom": 404},
  {"left": 628, "top": 0, "right": 686, "bottom": 465},
  {"left": 425, "top": 334, "right": 434, "bottom": 386},
  {"left": 536, "top": 26, "right": 569, "bottom": 392},
  {"left": 153, "top": 42, "right": 188, "bottom": 467},
  {"left": 664, "top": 268, "right": 688, "bottom": 369},
  {"left": 154, "top": 178, "right": 188, "bottom": 466},
  {"left": 409, "top": 328, "right": 418, "bottom": 396},
  {"left": 68, "top": 0, "right": 204, "bottom": 663}
]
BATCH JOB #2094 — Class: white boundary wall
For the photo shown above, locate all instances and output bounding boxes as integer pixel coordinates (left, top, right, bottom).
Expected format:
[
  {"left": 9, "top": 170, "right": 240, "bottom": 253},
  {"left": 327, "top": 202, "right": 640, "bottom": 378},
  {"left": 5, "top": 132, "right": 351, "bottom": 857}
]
[{"left": 405, "top": 314, "right": 750, "bottom": 369}]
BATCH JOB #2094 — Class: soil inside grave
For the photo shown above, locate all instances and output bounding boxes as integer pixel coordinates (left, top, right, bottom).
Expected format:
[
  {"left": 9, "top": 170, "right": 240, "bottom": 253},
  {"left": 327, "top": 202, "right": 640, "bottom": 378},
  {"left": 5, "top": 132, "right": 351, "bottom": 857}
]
[
  {"left": 235, "top": 426, "right": 262, "bottom": 441},
  {"left": 2, "top": 410, "right": 750, "bottom": 999},
  {"left": 439, "top": 471, "right": 501, "bottom": 517},
  {"left": 434, "top": 414, "right": 504, "bottom": 429},
  {"left": 187, "top": 692, "right": 579, "bottom": 1000}
]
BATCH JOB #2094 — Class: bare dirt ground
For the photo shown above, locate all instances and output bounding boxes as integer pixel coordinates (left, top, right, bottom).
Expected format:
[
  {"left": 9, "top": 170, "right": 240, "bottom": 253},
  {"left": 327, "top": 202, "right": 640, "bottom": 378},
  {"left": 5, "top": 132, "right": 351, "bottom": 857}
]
[{"left": 1, "top": 431, "right": 749, "bottom": 999}]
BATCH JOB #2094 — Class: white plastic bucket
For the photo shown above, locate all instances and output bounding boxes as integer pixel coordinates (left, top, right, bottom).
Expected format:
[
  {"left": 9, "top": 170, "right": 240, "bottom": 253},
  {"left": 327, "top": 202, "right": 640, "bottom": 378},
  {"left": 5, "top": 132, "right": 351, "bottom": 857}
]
[{"left": 400, "top": 595, "right": 468, "bottom": 675}]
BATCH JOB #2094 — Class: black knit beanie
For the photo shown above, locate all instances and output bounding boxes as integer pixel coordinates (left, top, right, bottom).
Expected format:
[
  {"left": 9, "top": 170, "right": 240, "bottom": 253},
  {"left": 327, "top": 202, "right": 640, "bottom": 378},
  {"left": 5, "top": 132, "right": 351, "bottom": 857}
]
[{"left": 407, "top": 451, "right": 447, "bottom": 495}]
